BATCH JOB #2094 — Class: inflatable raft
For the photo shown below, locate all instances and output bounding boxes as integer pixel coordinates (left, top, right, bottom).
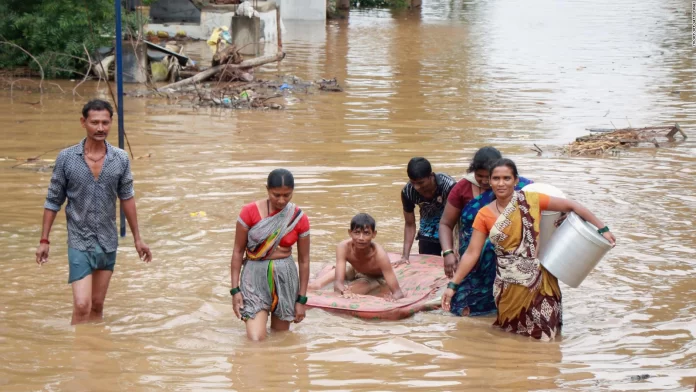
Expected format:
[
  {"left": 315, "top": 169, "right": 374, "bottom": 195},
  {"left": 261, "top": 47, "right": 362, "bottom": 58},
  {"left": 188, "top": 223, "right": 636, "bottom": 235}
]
[{"left": 306, "top": 253, "right": 448, "bottom": 320}]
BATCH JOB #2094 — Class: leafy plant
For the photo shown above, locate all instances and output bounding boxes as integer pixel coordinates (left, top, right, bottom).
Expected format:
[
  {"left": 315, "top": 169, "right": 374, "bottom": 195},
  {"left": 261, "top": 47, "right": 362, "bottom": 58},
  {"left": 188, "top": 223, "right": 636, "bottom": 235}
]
[
  {"left": 124, "top": 8, "right": 150, "bottom": 38},
  {"left": 0, "top": 0, "right": 119, "bottom": 78}
]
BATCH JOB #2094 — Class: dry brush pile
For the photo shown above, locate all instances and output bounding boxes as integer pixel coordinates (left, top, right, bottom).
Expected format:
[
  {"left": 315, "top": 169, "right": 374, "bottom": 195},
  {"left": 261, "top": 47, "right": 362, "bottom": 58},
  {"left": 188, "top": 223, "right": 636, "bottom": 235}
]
[{"left": 563, "top": 125, "right": 688, "bottom": 156}]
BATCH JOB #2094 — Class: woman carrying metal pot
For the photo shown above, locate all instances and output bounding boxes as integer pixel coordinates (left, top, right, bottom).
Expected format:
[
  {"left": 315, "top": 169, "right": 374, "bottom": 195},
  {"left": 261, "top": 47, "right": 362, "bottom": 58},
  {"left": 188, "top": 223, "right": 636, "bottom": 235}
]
[{"left": 442, "top": 159, "right": 615, "bottom": 340}]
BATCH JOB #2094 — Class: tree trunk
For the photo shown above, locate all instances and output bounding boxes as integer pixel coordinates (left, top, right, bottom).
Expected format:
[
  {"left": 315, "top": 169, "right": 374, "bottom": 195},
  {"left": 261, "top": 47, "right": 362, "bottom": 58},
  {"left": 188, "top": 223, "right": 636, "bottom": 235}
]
[{"left": 160, "top": 52, "right": 286, "bottom": 91}]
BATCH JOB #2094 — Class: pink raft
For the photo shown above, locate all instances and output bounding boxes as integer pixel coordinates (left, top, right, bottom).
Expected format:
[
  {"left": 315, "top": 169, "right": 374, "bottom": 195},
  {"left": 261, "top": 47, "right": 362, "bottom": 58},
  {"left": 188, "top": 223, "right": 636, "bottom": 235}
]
[{"left": 306, "top": 253, "right": 449, "bottom": 320}]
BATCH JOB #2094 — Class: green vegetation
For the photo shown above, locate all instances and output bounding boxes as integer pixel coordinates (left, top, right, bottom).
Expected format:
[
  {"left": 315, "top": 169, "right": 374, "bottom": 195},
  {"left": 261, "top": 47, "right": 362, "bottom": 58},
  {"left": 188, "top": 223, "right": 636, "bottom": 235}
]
[{"left": 0, "top": 0, "right": 150, "bottom": 78}]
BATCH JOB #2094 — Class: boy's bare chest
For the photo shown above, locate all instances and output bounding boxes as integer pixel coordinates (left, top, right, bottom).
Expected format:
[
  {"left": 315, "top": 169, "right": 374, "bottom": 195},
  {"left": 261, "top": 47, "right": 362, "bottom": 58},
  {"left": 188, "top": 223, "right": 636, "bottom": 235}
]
[{"left": 346, "top": 252, "right": 380, "bottom": 275}]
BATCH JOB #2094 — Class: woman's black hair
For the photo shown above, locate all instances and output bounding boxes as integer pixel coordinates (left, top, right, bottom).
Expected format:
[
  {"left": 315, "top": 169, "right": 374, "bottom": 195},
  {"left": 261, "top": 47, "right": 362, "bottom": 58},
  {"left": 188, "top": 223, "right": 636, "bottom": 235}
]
[
  {"left": 488, "top": 158, "right": 519, "bottom": 179},
  {"left": 267, "top": 168, "right": 295, "bottom": 189},
  {"left": 468, "top": 146, "right": 502, "bottom": 173}
]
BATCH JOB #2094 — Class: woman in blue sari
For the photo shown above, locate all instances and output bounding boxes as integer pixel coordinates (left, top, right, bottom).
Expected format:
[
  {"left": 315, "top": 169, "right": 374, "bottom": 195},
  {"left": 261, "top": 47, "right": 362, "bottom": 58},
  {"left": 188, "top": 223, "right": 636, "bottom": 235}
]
[{"left": 438, "top": 147, "right": 532, "bottom": 316}]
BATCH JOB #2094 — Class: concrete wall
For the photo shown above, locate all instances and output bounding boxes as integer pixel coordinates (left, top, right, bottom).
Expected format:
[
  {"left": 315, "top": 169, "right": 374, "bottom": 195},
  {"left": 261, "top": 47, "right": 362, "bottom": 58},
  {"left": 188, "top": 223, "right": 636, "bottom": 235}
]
[
  {"left": 145, "top": 3, "right": 282, "bottom": 54},
  {"left": 201, "top": 10, "right": 236, "bottom": 38},
  {"left": 260, "top": 10, "right": 283, "bottom": 42},
  {"left": 145, "top": 9, "right": 235, "bottom": 41},
  {"left": 150, "top": 0, "right": 201, "bottom": 24},
  {"left": 279, "top": 0, "right": 326, "bottom": 21},
  {"left": 231, "top": 15, "right": 261, "bottom": 56}
]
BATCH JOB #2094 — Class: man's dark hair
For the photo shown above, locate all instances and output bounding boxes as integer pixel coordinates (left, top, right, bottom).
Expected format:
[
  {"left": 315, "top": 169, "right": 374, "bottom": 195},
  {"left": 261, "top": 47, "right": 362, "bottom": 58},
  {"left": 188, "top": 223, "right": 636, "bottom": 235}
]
[
  {"left": 468, "top": 146, "right": 502, "bottom": 173},
  {"left": 406, "top": 157, "right": 433, "bottom": 180},
  {"left": 488, "top": 158, "right": 519, "bottom": 179},
  {"left": 267, "top": 168, "right": 295, "bottom": 189},
  {"left": 350, "top": 213, "right": 376, "bottom": 231},
  {"left": 82, "top": 99, "right": 114, "bottom": 119}
]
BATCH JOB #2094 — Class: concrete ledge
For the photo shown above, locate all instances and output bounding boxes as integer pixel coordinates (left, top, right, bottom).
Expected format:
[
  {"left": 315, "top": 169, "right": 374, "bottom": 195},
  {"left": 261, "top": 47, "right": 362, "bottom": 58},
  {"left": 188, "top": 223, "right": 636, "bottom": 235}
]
[
  {"left": 146, "top": 8, "right": 234, "bottom": 40},
  {"left": 146, "top": 23, "right": 205, "bottom": 40},
  {"left": 205, "top": 1, "right": 278, "bottom": 13},
  {"left": 145, "top": 1, "right": 283, "bottom": 49}
]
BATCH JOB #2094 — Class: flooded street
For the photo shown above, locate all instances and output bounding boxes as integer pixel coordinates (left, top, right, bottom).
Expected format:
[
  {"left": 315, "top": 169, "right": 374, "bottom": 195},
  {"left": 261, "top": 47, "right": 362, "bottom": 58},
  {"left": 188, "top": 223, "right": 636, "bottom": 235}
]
[{"left": 1, "top": 0, "right": 695, "bottom": 390}]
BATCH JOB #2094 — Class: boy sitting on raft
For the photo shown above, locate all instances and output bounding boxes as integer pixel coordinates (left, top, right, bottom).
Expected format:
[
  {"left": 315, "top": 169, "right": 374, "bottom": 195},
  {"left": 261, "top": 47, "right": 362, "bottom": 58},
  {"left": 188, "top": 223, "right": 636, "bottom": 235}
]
[{"left": 308, "top": 213, "right": 405, "bottom": 300}]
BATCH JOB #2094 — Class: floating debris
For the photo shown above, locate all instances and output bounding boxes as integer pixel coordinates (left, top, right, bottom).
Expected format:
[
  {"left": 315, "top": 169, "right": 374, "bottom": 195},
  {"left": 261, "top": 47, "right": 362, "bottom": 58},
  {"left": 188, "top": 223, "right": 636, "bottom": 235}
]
[
  {"left": 563, "top": 124, "right": 687, "bottom": 156},
  {"left": 318, "top": 78, "right": 343, "bottom": 92},
  {"left": 127, "top": 75, "right": 342, "bottom": 110},
  {"left": 629, "top": 374, "right": 651, "bottom": 382},
  {"left": 9, "top": 158, "right": 55, "bottom": 172}
]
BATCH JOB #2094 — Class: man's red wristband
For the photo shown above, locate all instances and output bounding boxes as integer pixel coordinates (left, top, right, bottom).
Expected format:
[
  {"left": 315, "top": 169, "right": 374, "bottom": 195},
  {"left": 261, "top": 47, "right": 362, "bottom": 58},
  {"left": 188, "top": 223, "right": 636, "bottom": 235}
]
[{"left": 39, "top": 239, "right": 50, "bottom": 245}]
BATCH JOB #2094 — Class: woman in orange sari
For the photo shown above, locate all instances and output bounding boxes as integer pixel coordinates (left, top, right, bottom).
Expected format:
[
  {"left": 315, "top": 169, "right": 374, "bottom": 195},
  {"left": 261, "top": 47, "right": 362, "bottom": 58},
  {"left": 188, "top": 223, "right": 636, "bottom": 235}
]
[{"left": 442, "top": 159, "right": 616, "bottom": 340}]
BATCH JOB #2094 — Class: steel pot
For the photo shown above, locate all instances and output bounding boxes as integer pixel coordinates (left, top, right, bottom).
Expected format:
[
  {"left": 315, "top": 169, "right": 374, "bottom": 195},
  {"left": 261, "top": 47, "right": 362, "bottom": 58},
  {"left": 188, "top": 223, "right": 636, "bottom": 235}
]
[{"left": 539, "top": 212, "right": 612, "bottom": 287}]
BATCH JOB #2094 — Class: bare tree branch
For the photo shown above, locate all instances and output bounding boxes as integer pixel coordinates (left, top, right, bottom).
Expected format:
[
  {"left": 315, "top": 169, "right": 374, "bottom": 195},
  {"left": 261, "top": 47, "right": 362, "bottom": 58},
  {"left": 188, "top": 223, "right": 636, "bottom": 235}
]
[
  {"left": 161, "top": 52, "right": 286, "bottom": 91},
  {"left": 0, "top": 37, "right": 45, "bottom": 92},
  {"left": 49, "top": 67, "right": 88, "bottom": 77},
  {"left": 47, "top": 82, "right": 65, "bottom": 93},
  {"left": 9, "top": 78, "right": 36, "bottom": 97},
  {"left": 45, "top": 51, "right": 91, "bottom": 64},
  {"left": 73, "top": 44, "right": 94, "bottom": 97}
]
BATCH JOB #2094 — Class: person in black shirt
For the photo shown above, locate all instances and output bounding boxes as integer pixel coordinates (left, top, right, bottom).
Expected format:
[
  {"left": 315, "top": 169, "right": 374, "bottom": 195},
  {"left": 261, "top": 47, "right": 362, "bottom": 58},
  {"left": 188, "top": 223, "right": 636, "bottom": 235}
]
[{"left": 400, "top": 157, "right": 456, "bottom": 264}]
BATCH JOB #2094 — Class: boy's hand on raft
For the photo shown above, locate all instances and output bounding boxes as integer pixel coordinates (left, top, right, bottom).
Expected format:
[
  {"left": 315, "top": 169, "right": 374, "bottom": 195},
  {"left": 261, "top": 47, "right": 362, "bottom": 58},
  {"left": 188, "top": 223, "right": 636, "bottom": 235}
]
[
  {"left": 384, "top": 290, "right": 405, "bottom": 302},
  {"left": 441, "top": 288, "right": 455, "bottom": 312},
  {"left": 232, "top": 292, "right": 244, "bottom": 320},
  {"left": 393, "top": 257, "right": 410, "bottom": 267},
  {"left": 294, "top": 303, "right": 306, "bottom": 323},
  {"left": 341, "top": 286, "right": 358, "bottom": 299}
]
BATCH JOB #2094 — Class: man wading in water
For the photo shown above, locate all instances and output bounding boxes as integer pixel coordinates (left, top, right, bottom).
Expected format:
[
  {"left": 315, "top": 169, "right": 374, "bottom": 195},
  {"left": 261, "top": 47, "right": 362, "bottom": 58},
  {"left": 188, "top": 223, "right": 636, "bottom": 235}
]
[
  {"left": 400, "top": 157, "right": 456, "bottom": 263},
  {"left": 35, "top": 99, "right": 152, "bottom": 325}
]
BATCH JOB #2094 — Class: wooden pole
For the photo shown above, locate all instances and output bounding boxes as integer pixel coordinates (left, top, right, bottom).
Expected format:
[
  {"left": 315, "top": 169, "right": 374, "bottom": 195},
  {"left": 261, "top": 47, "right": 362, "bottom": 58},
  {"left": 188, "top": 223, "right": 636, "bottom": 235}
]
[{"left": 160, "top": 52, "right": 286, "bottom": 91}]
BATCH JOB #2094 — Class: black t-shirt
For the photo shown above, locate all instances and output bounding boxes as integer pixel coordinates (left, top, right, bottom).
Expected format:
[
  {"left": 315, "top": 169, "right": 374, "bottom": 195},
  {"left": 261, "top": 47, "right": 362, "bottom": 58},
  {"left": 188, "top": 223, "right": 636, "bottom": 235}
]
[{"left": 401, "top": 173, "right": 456, "bottom": 241}]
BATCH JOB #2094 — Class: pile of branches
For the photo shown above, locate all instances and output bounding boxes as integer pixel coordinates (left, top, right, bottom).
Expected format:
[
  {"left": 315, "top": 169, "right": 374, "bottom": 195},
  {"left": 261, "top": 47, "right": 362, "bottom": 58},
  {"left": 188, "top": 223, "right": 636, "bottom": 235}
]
[
  {"left": 210, "top": 44, "right": 252, "bottom": 83},
  {"left": 564, "top": 124, "right": 687, "bottom": 156},
  {"left": 128, "top": 75, "right": 343, "bottom": 110},
  {"left": 158, "top": 51, "right": 285, "bottom": 92}
]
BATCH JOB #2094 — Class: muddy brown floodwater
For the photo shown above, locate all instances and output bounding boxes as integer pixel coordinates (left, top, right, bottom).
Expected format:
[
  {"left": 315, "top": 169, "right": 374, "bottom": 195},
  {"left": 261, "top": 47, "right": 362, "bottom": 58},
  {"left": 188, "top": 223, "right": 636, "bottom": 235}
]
[{"left": 1, "top": 0, "right": 695, "bottom": 390}]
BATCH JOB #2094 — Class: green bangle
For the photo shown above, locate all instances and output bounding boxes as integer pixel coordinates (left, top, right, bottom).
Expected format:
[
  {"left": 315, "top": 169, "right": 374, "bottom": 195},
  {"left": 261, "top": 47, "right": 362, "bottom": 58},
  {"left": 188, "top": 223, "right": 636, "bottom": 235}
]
[
  {"left": 230, "top": 287, "right": 241, "bottom": 296},
  {"left": 447, "top": 282, "right": 458, "bottom": 290},
  {"left": 442, "top": 249, "right": 454, "bottom": 257},
  {"left": 296, "top": 295, "right": 308, "bottom": 305},
  {"left": 597, "top": 226, "right": 610, "bottom": 234}
]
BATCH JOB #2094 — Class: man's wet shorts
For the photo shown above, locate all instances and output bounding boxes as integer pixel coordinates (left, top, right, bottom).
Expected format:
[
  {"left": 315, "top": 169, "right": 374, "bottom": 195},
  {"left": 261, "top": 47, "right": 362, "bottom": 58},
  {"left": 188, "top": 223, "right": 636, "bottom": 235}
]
[{"left": 67, "top": 244, "right": 116, "bottom": 284}]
